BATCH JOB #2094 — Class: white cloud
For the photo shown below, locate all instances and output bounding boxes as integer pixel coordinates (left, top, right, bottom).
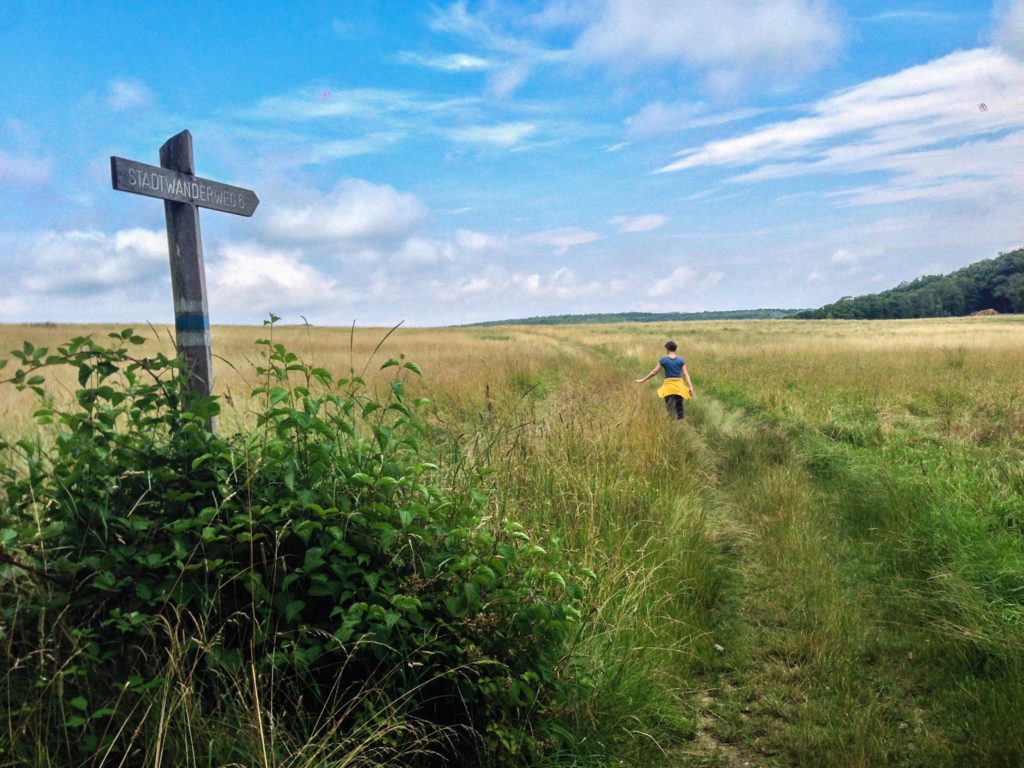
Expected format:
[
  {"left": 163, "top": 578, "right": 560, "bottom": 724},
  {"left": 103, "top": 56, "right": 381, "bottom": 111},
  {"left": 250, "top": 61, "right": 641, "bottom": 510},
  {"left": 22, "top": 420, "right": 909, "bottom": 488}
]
[
  {"left": 242, "top": 84, "right": 550, "bottom": 159},
  {"left": 21, "top": 228, "right": 166, "bottom": 294},
  {"left": 113, "top": 228, "right": 165, "bottom": 255},
  {"left": 304, "top": 133, "right": 404, "bottom": 164},
  {"left": 626, "top": 101, "right": 704, "bottom": 139},
  {"left": 427, "top": 2, "right": 570, "bottom": 96},
  {"left": 451, "top": 275, "right": 492, "bottom": 295},
  {"left": 488, "top": 64, "right": 533, "bottom": 98},
  {"left": 262, "top": 180, "right": 428, "bottom": 245},
  {"left": 522, "top": 1, "right": 602, "bottom": 30},
  {"left": 657, "top": 48, "right": 1024, "bottom": 206},
  {"left": 663, "top": 49, "right": 1024, "bottom": 173},
  {"left": 248, "top": 87, "right": 471, "bottom": 123},
  {"left": 832, "top": 132, "right": 1024, "bottom": 206},
  {"left": 521, "top": 226, "right": 601, "bottom": 255},
  {"left": 429, "top": 2, "right": 501, "bottom": 43},
  {"left": 447, "top": 122, "right": 536, "bottom": 146},
  {"left": 994, "top": 0, "right": 1024, "bottom": 56},
  {"left": 207, "top": 241, "right": 345, "bottom": 313},
  {"left": 398, "top": 51, "right": 493, "bottom": 71},
  {"left": 855, "top": 10, "right": 965, "bottom": 24},
  {"left": 649, "top": 266, "right": 696, "bottom": 297},
  {"left": 444, "top": 265, "right": 607, "bottom": 301},
  {"left": 455, "top": 228, "right": 507, "bottom": 252},
  {"left": 828, "top": 248, "right": 883, "bottom": 265},
  {"left": 107, "top": 78, "right": 154, "bottom": 111},
  {"left": 391, "top": 237, "right": 456, "bottom": 266},
  {"left": 626, "top": 102, "right": 768, "bottom": 139},
  {"left": 648, "top": 266, "right": 723, "bottom": 297},
  {"left": 610, "top": 214, "right": 667, "bottom": 233},
  {"left": 0, "top": 296, "right": 25, "bottom": 316},
  {"left": 574, "top": 0, "right": 843, "bottom": 93}
]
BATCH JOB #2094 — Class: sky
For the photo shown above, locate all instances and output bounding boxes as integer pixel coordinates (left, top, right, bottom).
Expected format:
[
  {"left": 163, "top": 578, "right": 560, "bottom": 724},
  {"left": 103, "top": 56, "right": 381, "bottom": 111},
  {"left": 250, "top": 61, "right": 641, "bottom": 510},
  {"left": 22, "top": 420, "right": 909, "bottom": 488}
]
[{"left": 1, "top": 0, "right": 1022, "bottom": 327}]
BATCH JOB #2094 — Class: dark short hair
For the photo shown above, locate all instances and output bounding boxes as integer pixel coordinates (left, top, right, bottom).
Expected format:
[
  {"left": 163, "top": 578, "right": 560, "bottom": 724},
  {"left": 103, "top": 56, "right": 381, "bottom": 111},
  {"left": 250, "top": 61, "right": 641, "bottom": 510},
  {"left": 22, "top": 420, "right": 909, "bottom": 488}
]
[{"left": 665, "top": 340, "right": 677, "bottom": 352}]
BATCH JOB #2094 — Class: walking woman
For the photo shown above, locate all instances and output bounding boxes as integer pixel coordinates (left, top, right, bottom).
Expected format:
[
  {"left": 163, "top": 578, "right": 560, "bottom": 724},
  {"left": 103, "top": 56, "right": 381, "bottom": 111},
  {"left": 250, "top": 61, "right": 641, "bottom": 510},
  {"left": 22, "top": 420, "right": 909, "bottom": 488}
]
[{"left": 635, "top": 340, "right": 694, "bottom": 419}]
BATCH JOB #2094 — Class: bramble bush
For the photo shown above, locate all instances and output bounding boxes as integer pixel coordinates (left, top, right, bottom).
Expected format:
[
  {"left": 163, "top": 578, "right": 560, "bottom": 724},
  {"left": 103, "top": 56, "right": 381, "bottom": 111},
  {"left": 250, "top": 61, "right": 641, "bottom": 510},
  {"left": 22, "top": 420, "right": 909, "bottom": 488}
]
[{"left": 0, "top": 323, "right": 590, "bottom": 766}]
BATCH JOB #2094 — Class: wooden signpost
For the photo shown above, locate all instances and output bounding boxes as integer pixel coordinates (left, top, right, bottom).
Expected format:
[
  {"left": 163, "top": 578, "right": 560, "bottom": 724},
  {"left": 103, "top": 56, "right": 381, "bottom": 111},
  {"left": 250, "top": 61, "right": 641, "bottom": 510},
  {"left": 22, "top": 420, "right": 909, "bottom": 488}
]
[{"left": 111, "top": 130, "right": 259, "bottom": 432}]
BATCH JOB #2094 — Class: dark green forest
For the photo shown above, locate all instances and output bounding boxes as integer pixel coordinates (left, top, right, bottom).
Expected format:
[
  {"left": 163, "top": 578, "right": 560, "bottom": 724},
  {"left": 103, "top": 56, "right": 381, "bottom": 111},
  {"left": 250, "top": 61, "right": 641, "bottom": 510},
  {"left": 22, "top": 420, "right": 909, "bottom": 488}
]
[
  {"left": 796, "top": 247, "right": 1024, "bottom": 319},
  {"left": 468, "top": 308, "right": 800, "bottom": 326}
]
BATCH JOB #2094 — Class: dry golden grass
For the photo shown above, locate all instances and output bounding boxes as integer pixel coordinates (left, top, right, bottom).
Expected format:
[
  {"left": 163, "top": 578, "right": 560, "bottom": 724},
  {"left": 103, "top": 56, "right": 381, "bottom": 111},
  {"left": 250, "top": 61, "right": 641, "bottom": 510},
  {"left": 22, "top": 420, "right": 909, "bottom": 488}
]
[
  {"left": 535, "top": 316, "right": 1024, "bottom": 445},
  {"left": 2, "top": 317, "right": 1022, "bottom": 442},
  {"left": 0, "top": 323, "right": 569, "bottom": 436}
]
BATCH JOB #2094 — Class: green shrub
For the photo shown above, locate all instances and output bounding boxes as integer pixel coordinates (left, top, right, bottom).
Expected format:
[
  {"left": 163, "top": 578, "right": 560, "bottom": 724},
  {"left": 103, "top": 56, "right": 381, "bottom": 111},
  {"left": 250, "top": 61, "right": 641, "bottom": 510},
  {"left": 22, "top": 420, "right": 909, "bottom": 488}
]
[{"left": 0, "top": 325, "right": 588, "bottom": 766}]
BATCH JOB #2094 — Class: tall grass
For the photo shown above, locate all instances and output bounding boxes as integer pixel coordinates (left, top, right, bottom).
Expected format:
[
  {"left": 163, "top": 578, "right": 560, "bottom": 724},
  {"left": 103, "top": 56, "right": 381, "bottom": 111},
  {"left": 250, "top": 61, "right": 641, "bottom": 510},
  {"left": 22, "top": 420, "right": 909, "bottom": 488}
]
[
  {"left": 423, "top": 344, "right": 739, "bottom": 760},
  {"left": 3, "top": 316, "right": 1023, "bottom": 765}
]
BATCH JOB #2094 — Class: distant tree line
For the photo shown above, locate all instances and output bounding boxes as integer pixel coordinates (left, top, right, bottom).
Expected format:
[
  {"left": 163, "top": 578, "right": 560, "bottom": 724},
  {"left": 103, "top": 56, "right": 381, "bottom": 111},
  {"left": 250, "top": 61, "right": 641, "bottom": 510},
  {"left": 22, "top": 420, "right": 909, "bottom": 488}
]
[
  {"left": 796, "top": 247, "right": 1024, "bottom": 320},
  {"left": 468, "top": 309, "right": 801, "bottom": 327}
]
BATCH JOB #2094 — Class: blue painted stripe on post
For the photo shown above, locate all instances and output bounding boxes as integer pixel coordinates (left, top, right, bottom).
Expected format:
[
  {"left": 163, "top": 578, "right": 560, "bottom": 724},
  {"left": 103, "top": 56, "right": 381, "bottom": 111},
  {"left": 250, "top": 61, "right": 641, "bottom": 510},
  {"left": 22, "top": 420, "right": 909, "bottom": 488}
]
[{"left": 175, "top": 314, "right": 210, "bottom": 332}]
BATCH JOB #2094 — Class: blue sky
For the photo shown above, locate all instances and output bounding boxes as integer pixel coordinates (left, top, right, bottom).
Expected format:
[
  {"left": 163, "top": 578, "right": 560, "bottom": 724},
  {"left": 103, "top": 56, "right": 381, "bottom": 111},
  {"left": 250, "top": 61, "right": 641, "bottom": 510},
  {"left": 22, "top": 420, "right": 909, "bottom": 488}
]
[{"left": 1, "top": 0, "right": 1022, "bottom": 326}]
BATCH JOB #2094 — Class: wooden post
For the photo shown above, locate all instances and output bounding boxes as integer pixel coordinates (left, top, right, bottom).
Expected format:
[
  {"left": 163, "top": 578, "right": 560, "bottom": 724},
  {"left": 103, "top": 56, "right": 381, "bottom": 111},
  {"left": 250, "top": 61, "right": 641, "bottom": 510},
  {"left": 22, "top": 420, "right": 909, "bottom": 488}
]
[
  {"left": 110, "top": 130, "right": 258, "bottom": 435},
  {"left": 159, "top": 130, "right": 215, "bottom": 427}
]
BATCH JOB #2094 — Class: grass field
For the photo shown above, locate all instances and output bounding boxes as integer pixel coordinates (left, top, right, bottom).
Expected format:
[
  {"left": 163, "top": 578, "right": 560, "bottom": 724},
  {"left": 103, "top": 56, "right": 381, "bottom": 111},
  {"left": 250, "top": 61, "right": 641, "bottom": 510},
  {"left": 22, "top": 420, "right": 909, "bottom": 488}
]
[{"left": 2, "top": 316, "right": 1023, "bottom": 766}]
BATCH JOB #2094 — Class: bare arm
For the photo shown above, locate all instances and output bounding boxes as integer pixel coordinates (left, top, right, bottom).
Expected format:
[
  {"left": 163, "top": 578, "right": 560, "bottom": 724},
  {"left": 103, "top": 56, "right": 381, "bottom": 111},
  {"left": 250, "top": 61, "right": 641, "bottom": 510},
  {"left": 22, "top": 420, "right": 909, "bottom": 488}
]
[
  {"left": 635, "top": 363, "right": 662, "bottom": 384},
  {"left": 682, "top": 363, "right": 694, "bottom": 397}
]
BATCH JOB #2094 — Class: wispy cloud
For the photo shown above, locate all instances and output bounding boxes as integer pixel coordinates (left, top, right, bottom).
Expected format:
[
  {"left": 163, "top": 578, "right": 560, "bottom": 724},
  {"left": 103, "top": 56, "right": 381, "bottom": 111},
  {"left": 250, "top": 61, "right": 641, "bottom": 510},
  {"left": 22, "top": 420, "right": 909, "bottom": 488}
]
[
  {"left": 303, "top": 133, "right": 406, "bottom": 164},
  {"left": 521, "top": 1, "right": 602, "bottom": 31},
  {"left": 427, "top": 2, "right": 570, "bottom": 96},
  {"left": 106, "top": 78, "right": 154, "bottom": 111},
  {"left": 0, "top": 119, "right": 52, "bottom": 185},
  {"left": 610, "top": 214, "right": 667, "bottom": 233},
  {"left": 398, "top": 51, "right": 493, "bottom": 71},
  {"left": 830, "top": 132, "right": 1024, "bottom": 206},
  {"left": 626, "top": 101, "right": 768, "bottom": 139},
  {"left": 573, "top": 0, "right": 844, "bottom": 94},
  {"left": 0, "top": 149, "right": 51, "bottom": 185},
  {"left": 447, "top": 121, "right": 536, "bottom": 147},
  {"left": 657, "top": 48, "right": 1024, "bottom": 206},
  {"left": 521, "top": 226, "right": 601, "bottom": 255},
  {"left": 236, "top": 84, "right": 549, "bottom": 160},
  {"left": 247, "top": 87, "right": 472, "bottom": 123},
  {"left": 854, "top": 10, "right": 967, "bottom": 23}
]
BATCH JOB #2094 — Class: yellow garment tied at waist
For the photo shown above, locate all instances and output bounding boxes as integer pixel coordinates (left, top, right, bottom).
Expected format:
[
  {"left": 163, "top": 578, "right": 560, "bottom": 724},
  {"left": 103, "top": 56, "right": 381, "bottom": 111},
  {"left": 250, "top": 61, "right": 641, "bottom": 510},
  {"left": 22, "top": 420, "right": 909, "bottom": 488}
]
[{"left": 657, "top": 378, "right": 691, "bottom": 400}]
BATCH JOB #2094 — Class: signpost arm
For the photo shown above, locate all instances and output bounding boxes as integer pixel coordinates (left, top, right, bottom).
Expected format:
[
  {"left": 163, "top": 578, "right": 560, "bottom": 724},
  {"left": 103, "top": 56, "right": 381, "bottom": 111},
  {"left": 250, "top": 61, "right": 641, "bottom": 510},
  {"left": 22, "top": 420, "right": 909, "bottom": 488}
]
[{"left": 159, "top": 130, "right": 215, "bottom": 429}]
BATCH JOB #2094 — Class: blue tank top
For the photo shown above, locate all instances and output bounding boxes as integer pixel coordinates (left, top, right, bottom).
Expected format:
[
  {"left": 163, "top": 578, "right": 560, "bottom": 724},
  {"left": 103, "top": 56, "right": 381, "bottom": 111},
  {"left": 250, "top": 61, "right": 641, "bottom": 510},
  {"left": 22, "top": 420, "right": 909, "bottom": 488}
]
[{"left": 660, "top": 355, "right": 685, "bottom": 378}]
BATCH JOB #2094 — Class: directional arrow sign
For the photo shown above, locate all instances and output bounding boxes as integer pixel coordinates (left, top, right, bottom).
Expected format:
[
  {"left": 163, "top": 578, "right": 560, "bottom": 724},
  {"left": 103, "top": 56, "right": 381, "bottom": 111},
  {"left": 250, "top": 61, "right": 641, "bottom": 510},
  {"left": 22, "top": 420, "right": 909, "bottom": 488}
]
[
  {"left": 110, "top": 130, "right": 260, "bottom": 434},
  {"left": 110, "top": 156, "right": 259, "bottom": 216}
]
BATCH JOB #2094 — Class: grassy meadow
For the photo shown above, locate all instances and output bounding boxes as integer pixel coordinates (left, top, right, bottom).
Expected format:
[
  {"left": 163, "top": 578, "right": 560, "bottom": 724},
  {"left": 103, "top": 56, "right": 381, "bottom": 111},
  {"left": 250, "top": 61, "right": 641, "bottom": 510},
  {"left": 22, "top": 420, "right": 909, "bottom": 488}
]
[{"left": 2, "top": 316, "right": 1023, "bottom": 766}]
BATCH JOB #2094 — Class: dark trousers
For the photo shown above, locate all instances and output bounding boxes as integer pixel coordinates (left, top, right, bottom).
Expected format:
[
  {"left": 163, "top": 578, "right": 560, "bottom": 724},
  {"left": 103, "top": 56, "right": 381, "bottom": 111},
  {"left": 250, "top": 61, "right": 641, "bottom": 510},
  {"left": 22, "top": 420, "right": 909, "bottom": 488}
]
[{"left": 664, "top": 395, "right": 685, "bottom": 420}]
